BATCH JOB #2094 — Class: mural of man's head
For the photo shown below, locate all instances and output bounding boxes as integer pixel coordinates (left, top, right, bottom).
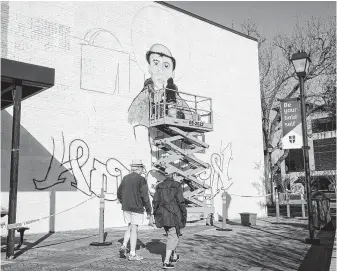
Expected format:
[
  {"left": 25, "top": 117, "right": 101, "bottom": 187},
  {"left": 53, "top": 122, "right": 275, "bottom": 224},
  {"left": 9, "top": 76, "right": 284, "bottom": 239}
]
[{"left": 146, "top": 44, "right": 176, "bottom": 90}]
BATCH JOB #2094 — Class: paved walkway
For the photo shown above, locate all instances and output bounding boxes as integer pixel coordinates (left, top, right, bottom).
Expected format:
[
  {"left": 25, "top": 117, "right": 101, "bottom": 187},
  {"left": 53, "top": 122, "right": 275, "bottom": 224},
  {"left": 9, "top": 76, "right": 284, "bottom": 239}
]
[
  {"left": 1, "top": 217, "right": 335, "bottom": 271},
  {"left": 329, "top": 232, "right": 336, "bottom": 271}
]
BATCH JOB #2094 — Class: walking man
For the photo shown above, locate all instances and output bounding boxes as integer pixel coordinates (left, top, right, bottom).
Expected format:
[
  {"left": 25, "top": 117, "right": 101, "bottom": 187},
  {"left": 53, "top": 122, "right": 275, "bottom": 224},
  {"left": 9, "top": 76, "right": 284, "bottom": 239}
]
[
  {"left": 153, "top": 172, "right": 187, "bottom": 269},
  {"left": 117, "top": 159, "right": 152, "bottom": 261}
]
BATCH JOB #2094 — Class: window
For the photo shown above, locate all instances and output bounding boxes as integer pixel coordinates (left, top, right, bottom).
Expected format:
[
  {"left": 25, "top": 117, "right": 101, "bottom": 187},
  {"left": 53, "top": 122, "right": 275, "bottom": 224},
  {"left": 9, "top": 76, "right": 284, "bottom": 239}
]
[
  {"left": 311, "top": 116, "right": 336, "bottom": 133},
  {"left": 312, "top": 175, "right": 336, "bottom": 191},
  {"left": 313, "top": 138, "right": 336, "bottom": 171},
  {"left": 285, "top": 149, "right": 304, "bottom": 173}
]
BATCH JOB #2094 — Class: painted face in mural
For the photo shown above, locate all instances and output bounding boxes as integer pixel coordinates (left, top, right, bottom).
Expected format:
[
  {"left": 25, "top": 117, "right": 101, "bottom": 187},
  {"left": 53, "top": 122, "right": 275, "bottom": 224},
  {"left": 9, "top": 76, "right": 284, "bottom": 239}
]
[{"left": 147, "top": 44, "right": 175, "bottom": 90}]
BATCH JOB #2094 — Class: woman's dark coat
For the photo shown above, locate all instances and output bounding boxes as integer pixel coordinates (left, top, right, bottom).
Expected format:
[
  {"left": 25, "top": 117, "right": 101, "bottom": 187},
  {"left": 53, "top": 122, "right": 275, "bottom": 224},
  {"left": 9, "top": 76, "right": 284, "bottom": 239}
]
[{"left": 152, "top": 177, "right": 187, "bottom": 235}]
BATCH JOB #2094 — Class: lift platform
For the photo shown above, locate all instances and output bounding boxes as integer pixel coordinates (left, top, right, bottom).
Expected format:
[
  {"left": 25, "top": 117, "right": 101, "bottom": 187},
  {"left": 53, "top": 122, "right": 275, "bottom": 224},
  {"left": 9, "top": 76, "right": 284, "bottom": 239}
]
[{"left": 149, "top": 87, "right": 215, "bottom": 224}]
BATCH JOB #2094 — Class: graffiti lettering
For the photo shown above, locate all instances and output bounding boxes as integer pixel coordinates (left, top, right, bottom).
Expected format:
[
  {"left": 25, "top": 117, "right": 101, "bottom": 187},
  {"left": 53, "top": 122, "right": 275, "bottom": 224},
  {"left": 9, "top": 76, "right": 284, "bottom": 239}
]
[
  {"left": 33, "top": 133, "right": 131, "bottom": 201},
  {"left": 196, "top": 141, "right": 234, "bottom": 200}
]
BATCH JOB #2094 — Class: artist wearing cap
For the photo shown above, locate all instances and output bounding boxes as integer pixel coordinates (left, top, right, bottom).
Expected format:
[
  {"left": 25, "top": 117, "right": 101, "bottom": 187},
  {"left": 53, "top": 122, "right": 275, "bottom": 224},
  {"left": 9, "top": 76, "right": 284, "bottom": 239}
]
[{"left": 117, "top": 159, "right": 153, "bottom": 261}]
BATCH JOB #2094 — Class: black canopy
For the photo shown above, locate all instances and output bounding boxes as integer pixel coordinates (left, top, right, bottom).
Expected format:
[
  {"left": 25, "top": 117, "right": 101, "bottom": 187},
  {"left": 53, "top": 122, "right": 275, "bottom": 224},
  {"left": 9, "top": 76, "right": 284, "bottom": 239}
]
[{"left": 1, "top": 58, "right": 55, "bottom": 110}]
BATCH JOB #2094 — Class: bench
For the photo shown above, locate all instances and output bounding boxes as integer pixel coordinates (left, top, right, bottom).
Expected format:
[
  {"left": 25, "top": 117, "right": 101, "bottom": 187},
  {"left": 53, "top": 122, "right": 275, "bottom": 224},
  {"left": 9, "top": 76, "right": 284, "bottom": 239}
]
[
  {"left": 1, "top": 209, "right": 30, "bottom": 250},
  {"left": 16, "top": 227, "right": 30, "bottom": 249}
]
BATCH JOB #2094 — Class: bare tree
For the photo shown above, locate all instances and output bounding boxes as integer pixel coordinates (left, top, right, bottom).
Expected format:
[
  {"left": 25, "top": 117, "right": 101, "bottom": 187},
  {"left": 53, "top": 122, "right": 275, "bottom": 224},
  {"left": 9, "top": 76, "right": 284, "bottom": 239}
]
[{"left": 241, "top": 16, "right": 336, "bottom": 197}]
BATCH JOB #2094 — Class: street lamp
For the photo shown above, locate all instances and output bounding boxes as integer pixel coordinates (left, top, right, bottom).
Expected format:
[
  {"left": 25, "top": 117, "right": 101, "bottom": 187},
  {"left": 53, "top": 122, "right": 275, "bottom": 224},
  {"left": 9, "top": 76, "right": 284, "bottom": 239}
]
[
  {"left": 267, "top": 144, "right": 274, "bottom": 204},
  {"left": 290, "top": 50, "right": 319, "bottom": 245}
]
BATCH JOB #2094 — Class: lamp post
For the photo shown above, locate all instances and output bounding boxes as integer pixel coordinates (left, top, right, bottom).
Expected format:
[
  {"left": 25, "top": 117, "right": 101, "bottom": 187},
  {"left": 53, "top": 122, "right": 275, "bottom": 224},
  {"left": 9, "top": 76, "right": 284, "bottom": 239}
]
[
  {"left": 267, "top": 144, "right": 274, "bottom": 204},
  {"left": 290, "top": 50, "right": 319, "bottom": 245}
]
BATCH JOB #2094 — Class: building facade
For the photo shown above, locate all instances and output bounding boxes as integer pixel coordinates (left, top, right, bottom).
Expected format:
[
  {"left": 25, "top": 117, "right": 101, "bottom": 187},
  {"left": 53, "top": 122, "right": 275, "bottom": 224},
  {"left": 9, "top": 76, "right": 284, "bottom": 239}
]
[
  {"left": 282, "top": 113, "right": 336, "bottom": 192},
  {"left": 1, "top": 2, "right": 264, "bottom": 233}
]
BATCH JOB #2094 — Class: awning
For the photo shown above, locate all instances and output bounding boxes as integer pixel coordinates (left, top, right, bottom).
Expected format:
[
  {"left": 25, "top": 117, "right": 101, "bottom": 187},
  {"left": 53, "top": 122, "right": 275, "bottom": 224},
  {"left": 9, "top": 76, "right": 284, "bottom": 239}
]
[
  {"left": 1, "top": 57, "right": 55, "bottom": 258},
  {"left": 1, "top": 58, "right": 55, "bottom": 110}
]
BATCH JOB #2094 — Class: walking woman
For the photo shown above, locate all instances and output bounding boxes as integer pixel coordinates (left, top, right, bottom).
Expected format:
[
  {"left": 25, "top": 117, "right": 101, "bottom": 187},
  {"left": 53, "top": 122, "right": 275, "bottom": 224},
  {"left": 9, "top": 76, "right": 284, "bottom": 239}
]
[{"left": 152, "top": 172, "right": 187, "bottom": 269}]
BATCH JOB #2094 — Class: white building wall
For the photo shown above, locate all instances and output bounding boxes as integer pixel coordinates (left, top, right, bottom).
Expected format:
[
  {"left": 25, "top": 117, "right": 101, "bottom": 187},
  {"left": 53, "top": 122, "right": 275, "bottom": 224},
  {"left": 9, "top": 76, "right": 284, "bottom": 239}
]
[{"left": 1, "top": 1, "right": 264, "bottom": 233}]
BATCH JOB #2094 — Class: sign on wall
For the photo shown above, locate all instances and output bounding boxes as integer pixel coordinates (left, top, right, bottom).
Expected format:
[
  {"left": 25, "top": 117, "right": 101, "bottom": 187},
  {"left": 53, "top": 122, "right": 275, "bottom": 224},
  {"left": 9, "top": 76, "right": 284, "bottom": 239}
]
[{"left": 280, "top": 98, "right": 303, "bottom": 149}]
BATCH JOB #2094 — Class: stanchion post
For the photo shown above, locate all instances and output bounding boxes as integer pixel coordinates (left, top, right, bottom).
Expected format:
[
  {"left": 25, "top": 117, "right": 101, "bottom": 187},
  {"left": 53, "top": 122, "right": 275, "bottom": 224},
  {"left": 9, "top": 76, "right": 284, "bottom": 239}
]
[
  {"left": 286, "top": 192, "right": 290, "bottom": 218},
  {"left": 275, "top": 188, "right": 280, "bottom": 223},
  {"left": 216, "top": 191, "right": 232, "bottom": 231},
  {"left": 90, "top": 187, "right": 112, "bottom": 246},
  {"left": 98, "top": 188, "right": 104, "bottom": 242},
  {"left": 301, "top": 193, "right": 306, "bottom": 218}
]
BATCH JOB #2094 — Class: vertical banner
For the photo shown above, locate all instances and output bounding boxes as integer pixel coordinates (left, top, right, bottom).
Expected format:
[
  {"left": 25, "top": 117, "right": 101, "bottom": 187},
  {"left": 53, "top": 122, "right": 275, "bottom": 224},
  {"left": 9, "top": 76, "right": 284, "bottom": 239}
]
[{"left": 280, "top": 98, "right": 303, "bottom": 149}]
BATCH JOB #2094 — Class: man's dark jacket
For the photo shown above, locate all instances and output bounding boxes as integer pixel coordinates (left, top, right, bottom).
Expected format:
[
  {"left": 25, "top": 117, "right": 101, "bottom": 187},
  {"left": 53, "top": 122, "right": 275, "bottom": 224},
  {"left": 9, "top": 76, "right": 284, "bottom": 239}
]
[
  {"left": 117, "top": 172, "right": 152, "bottom": 215},
  {"left": 152, "top": 177, "right": 187, "bottom": 234}
]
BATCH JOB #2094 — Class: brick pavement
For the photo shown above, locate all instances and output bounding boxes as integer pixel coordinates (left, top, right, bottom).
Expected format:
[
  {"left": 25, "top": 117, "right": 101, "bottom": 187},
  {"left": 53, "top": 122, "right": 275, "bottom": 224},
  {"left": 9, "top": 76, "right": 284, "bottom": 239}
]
[
  {"left": 330, "top": 233, "right": 336, "bottom": 271},
  {"left": 0, "top": 217, "right": 335, "bottom": 271}
]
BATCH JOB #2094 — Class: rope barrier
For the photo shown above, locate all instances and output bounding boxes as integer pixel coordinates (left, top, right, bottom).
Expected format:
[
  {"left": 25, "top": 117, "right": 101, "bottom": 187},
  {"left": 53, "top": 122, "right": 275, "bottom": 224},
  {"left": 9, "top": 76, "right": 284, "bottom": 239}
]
[
  {"left": 208, "top": 191, "right": 302, "bottom": 199},
  {"left": 1, "top": 196, "right": 96, "bottom": 230},
  {"left": 0, "top": 189, "right": 305, "bottom": 230},
  {"left": 228, "top": 193, "right": 273, "bottom": 198}
]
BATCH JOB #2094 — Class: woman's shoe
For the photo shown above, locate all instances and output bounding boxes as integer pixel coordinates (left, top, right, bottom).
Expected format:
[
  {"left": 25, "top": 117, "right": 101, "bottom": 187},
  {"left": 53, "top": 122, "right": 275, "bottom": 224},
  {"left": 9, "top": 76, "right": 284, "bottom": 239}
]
[
  {"left": 163, "top": 262, "right": 175, "bottom": 269},
  {"left": 119, "top": 245, "right": 128, "bottom": 258},
  {"left": 128, "top": 254, "right": 143, "bottom": 261},
  {"left": 170, "top": 254, "right": 179, "bottom": 263}
]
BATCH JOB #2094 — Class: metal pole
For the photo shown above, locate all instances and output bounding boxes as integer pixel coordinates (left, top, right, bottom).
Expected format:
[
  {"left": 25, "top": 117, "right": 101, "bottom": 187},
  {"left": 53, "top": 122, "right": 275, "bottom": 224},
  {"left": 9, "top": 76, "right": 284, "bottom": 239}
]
[
  {"left": 216, "top": 191, "right": 232, "bottom": 231},
  {"left": 275, "top": 188, "right": 280, "bottom": 223},
  {"left": 6, "top": 79, "right": 22, "bottom": 259},
  {"left": 90, "top": 187, "right": 112, "bottom": 246},
  {"left": 269, "top": 151, "right": 274, "bottom": 204},
  {"left": 286, "top": 192, "right": 291, "bottom": 218},
  {"left": 299, "top": 76, "right": 319, "bottom": 244},
  {"left": 98, "top": 188, "right": 104, "bottom": 242},
  {"left": 301, "top": 193, "right": 306, "bottom": 218}
]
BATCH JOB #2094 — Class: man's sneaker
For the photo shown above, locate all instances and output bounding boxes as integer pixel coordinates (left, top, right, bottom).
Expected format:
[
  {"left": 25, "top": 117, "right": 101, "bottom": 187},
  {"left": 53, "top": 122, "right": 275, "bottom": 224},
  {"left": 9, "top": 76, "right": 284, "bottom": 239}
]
[
  {"left": 170, "top": 254, "right": 180, "bottom": 263},
  {"left": 128, "top": 254, "right": 143, "bottom": 261},
  {"left": 163, "top": 262, "right": 175, "bottom": 269},
  {"left": 119, "top": 246, "right": 128, "bottom": 258}
]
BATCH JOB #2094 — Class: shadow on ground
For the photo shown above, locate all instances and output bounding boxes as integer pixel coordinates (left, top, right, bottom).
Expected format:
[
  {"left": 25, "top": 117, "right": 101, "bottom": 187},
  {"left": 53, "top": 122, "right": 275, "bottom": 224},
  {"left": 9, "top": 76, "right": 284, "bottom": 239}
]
[
  {"left": 297, "top": 224, "right": 336, "bottom": 271},
  {"left": 117, "top": 237, "right": 146, "bottom": 251},
  {"left": 1, "top": 232, "right": 54, "bottom": 258},
  {"left": 270, "top": 222, "right": 308, "bottom": 228},
  {"left": 145, "top": 239, "right": 166, "bottom": 261}
]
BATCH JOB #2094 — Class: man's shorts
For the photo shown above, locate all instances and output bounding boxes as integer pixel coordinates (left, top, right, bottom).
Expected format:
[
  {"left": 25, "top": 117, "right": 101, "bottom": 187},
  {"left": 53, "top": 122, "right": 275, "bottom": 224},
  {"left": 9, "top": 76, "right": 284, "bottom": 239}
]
[{"left": 123, "top": 211, "right": 143, "bottom": 226}]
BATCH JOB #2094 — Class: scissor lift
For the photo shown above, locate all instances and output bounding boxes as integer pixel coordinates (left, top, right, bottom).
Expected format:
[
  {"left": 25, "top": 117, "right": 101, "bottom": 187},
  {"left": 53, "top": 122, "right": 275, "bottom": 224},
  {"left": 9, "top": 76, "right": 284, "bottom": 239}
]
[{"left": 149, "top": 88, "right": 214, "bottom": 224}]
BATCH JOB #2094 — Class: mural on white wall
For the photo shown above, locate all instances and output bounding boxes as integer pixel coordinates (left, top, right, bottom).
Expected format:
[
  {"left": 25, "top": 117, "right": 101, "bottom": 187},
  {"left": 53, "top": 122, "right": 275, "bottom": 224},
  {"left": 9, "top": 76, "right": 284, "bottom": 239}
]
[
  {"left": 10, "top": 4, "right": 236, "bottom": 205},
  {"left": 202, "top": 142, "right": 234, "bottom": 196},
  {"left": 80, "top": 28, "right": 144, "bottom": 95},
  {"left": 125, "top": 5, "right": 195, "bottom": 194},
  {"left": 32, "top": 133, "right": 135, "bottom": 201},
  {"left": 0, "top": 2, "right": 264, "bottom": 234}
]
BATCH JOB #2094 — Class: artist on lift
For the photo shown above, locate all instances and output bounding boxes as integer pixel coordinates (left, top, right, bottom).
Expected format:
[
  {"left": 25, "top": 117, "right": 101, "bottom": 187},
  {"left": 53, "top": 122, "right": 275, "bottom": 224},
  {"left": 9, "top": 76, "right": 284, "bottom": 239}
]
[{"left": 165, "top": 78, "right": 185, "bottom": 120}]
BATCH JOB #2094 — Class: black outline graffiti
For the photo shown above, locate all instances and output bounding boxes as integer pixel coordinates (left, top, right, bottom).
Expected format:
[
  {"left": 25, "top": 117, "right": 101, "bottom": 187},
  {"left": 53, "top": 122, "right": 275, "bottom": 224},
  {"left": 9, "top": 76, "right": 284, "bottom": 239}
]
[
  {"left": 88, "top": 158, "right": 130, "bottom": 201},
  {"left": 33, "top": 134, "right": 90, "bottom": 193},
  {"left": 32, "top": 133, "right": 131, "bottom": 201},
  {"left": 33, "top": 137, "right": 68, "bottom": 189},
  {"left": 195, "top": 141, "right": 234, "bottom": 200}
]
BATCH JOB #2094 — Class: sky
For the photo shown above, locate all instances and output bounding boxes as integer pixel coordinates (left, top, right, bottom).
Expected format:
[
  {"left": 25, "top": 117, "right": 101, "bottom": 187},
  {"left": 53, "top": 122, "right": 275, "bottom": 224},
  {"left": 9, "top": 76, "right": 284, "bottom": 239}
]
[{"left": 166, "top": 1, "right": 336, "bottom": 41}]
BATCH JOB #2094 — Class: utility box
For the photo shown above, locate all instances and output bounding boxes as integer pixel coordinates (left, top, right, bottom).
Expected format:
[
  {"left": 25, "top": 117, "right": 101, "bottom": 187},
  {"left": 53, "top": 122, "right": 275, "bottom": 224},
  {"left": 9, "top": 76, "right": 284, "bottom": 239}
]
[{"left": 239, "top": 213, "right": 257, "bottom": 226}]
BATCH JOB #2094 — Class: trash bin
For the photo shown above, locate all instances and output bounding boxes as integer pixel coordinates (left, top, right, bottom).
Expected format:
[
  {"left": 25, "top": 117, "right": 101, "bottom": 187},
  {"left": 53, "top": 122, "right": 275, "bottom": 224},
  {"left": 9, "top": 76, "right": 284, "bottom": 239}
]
[
  {"left": 239, "top": 213, "right": 257, "bottom": 226},
  {"left": 312, "top": 191, "right": 331, "bottom": 230}
]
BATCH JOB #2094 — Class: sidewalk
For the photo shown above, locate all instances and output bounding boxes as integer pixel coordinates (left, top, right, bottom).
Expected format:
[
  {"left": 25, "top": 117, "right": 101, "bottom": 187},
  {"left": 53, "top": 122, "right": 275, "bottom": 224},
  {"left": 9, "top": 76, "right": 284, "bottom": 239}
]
[{"left": 1, "top": 217, "right": 335, "bottom": 271}]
